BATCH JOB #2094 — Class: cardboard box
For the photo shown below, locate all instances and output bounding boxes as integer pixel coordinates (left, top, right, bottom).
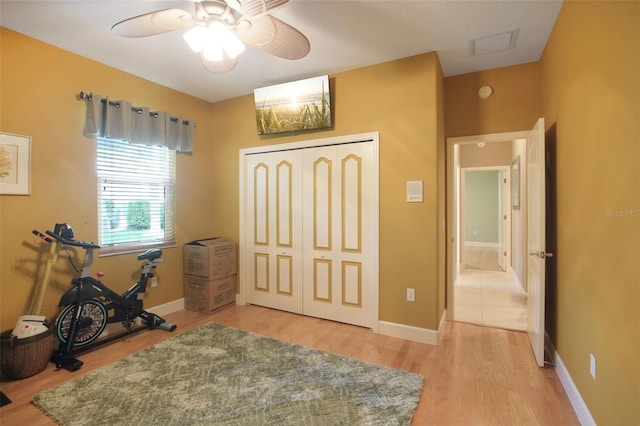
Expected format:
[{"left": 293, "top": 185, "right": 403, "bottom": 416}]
[
  {"left": 183, "top": 238, "right": 236, "bottom": 280},
  {"left": 184, "top": 274, "right": 236, "bottom": 314}
]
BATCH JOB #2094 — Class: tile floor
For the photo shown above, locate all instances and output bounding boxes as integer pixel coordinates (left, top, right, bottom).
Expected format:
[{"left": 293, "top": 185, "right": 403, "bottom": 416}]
[{"left": 454, "top": 268, "right": 528, "bottom": 331}]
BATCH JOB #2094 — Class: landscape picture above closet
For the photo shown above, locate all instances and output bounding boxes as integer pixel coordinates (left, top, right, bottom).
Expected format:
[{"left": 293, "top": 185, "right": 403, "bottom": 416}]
[{"left": 254, "top": 75, "right": 332, "bottom": 135}]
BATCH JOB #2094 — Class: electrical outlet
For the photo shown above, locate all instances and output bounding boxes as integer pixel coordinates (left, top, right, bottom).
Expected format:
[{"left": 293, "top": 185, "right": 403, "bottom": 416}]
[
  {"left": 407, "top": 288, "right": 415, "bottom": 302},
  {"left": 151, "top": 277, "right": 158, "bottom": 287},
  {"left": 590, "top": 354, "right": 596, "bottom": 379}
]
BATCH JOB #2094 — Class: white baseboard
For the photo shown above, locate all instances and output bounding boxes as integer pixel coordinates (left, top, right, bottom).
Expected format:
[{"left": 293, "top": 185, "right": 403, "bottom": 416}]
[
  {"left": 147, "top": 298, "right": 185, "bottom": 316},
  {"left": 464, "top": 241, "right": 499, "bottom": 248},
  {"left": 152, "top": 298, "right": 450, "bottom": 347},
  {"left": 555, "top": 351, "right": 596, "bottom": 426},
  {"left": 513, "top": 270, "right": 525, "bottom": 292},
  {"left": 378, "top": 310, "right": 447, "bottom": 346}
]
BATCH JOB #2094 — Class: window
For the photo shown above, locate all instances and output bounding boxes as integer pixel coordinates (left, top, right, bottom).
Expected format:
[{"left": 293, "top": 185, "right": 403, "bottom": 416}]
[{"left": 97, "top": 138, "right": 176, "bottom": 254}]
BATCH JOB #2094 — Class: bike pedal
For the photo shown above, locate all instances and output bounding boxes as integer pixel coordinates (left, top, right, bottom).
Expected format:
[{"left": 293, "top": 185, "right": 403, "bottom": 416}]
[{"left": 66, "top": 358, "right": 83, "bottom": 371}]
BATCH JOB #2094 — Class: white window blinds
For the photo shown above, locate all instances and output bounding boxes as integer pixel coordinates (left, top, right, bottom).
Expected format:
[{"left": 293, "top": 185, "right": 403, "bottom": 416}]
[{"left": 97, "top": 138, "right": 176, "bottom": 248}]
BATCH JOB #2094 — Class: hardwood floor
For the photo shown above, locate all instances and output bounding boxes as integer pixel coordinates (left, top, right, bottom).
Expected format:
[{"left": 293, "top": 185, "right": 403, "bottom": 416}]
[{"left": 0, "top": 305, "right": 579, "bottom": 425}]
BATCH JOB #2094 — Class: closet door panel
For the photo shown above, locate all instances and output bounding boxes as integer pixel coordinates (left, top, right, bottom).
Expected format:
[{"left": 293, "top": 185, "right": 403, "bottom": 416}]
[
  {"left": 313, "top": 157, "right": 332, "bottom": 250},
  {"left": 342, "top": 261, "right": 362, "bottom": 307},
  {"left": 313, "top": 258, "right": 332, "bottom": 301},
  {"left": 246, "top": 150, "right": 303, "bottom": 313},
  {"left": 302, "top": 142, "right": 375, "bottom": 327},
  {"left": 242, "top": 137, "right": 378, "bottom": 329}
]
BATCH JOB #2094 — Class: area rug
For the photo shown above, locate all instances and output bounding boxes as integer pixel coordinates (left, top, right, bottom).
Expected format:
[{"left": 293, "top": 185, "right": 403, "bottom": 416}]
[{"left": 33, "top": 322, "right": 424, "bottom": 425}]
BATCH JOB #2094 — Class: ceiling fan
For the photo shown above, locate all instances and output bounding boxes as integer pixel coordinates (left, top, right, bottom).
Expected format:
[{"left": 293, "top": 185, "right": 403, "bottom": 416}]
[{"left": 112, "top": 0, "right": 310, "bottom": 73}]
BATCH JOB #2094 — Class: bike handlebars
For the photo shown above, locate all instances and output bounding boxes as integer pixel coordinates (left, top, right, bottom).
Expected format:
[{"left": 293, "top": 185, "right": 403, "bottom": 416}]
[
  {"left": 32, "top": 229, "right": 54, "bottom": 243},
  {"left": 44, "top": 230, "right": 101, "bottom": 250}
]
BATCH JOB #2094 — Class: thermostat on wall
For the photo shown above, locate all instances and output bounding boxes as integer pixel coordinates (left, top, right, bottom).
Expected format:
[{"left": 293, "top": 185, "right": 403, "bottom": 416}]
[{"left": 407, "top": 181, "right": 423, "bottom": 203}]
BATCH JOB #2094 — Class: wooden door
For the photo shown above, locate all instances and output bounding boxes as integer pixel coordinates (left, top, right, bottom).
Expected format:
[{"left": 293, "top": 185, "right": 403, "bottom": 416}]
[
  {"left": 301, "top": 142, "right": 377, "bottom": 328},
  {"left": 245, "top": 150, "right": 303, "bottom": 313},
  {"left": 241, "top": 135, "right": 379, "bottom": 329},
  {"left": 526, "top": 117, "right": 548, "bottom": 367}
]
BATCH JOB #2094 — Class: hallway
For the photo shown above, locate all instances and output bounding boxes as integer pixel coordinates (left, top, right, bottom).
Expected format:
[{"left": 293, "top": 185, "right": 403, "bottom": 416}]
[{"left": 454, "top": 268, "right": 527, "bottom": 331}]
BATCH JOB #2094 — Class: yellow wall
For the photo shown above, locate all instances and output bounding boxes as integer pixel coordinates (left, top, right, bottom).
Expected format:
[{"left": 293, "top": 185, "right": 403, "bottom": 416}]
[
  {"left": 1, "top": 29, "right": 445, "bottom": 332},
  {"left": 444, "top": 3, "right": 639, "bottom": 422},
  {"left": 2, "top": 2, "right": 637, "bottom": 422},
  {"left": 445, "top": 62, "right": 542, "bottom": 137},
  {"left": 0, "top": 28, "right": 215, "bottom": 329},
  {"left": 207, "top": 53, "right": 446, "bottom": 330},
  {"left": 540, "top": 2, "right": 639, "bottom": 424}
]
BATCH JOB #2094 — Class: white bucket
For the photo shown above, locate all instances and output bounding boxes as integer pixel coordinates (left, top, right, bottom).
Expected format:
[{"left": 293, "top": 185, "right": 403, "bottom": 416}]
[{"left": 12, "top": 315, "right": 48, "bottom": 339}]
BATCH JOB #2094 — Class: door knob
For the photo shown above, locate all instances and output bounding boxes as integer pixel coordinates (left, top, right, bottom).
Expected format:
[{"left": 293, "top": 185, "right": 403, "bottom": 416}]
[{"left": 530, "top": 250, "right": 554, "bottom": 259}]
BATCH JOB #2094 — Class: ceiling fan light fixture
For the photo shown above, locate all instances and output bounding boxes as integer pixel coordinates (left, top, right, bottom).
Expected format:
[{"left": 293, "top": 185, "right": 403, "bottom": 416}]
[
  {"left": 183, "top": 26, "right": 208, "bottom": 52},
  {"left": 223, "top": 35, "right": 245, "bottom": 59},
  {"left": 209, "top": 21, "right": 245, "bottom": 59},
  {"left": 113, "top": 0, "right": 309, "bottom": 73},
  {"left": 203, "top": 44, "right": 224, "bottom": 61},
  {"left": 184, "top": 21, "right": 245, "bottom": 61}
]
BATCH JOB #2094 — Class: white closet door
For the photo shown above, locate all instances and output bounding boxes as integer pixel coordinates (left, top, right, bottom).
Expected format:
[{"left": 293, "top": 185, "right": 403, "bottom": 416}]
[
  {"left": 245, "top": 150, "right": 303, "bottom": 313},
  {"left": 301, "top": 142, "right": 376, "bottom": 328}
]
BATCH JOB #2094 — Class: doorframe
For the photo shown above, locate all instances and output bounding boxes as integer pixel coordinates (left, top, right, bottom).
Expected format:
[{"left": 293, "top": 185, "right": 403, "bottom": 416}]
[
  {"left": 446, "top": 130, "right": 528, "bottom": 321},
  {"left": 460, "top": 165, "right": 511, "bottom": 271},
  {"left": 238, "top": 132, "right": 380, "bottom": 331}
]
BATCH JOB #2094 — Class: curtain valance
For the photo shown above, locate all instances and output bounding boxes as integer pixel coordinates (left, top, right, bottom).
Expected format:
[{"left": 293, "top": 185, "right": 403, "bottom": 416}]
[{"left": 81, "top": 94, "right": 195, "bottom": 153}]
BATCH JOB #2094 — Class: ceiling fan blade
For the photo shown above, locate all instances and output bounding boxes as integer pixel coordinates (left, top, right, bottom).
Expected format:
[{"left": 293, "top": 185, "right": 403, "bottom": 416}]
[
  {"left": 201, "top": 54, "right": 239, "bottom": 73},
  {"left": 228, "top": 0, "right": 290, "bottom": 17},
  {"left": 112, "top": 8, "right": 194, "bottom": 38},
  {"left": 236, "top": 15, "right": 310, "bottom": 60}
]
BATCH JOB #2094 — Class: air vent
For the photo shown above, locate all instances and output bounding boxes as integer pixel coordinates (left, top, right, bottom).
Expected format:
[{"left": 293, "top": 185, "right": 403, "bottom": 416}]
[{"left": 470, "top": 29, "right": 519, "bottom": 56}]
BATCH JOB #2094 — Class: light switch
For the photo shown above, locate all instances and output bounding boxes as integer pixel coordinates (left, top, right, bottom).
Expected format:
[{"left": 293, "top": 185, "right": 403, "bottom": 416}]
[{"left": 407, "top": 180, "right": 423, "bottom": 203}]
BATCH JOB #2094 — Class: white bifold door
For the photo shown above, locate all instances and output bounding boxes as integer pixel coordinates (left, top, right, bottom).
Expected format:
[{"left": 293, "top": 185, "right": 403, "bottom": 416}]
[{"left": 243, "top": 138, "right": 378, "bottom": 328}]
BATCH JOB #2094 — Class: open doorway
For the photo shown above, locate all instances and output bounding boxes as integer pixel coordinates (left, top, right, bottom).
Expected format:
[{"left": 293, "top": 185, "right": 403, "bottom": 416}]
[
  {"left": 460, "top": 167, "right": 510, "bottom": 272},
  {"left": 447, "top": 133, "right": 528, "bottom": 331}
]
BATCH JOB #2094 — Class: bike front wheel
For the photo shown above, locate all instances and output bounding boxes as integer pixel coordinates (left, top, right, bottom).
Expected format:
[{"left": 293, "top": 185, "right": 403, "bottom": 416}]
[{"left": 56, "top": 299, "right": 108, "bottom": 347}]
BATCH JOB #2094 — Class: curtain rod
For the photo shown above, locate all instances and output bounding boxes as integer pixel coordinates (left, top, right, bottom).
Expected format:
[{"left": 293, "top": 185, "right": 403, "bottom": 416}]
[
  {"left": 76, "top": 91, "right": 194, "bottom": 126},
  {"left": 77, "top": 91, "right": 93, "bottom": 101}
]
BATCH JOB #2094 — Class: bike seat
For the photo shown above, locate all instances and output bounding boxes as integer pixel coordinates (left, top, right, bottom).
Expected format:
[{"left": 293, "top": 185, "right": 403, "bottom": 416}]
[{"left": 138, "top": 249, "right": 162, "bottom": 261}]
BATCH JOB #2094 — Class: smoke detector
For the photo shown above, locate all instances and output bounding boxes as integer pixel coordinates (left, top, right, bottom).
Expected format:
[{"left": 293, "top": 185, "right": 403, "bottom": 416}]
[{"left": 478, "top": 85, "right": 493, "bottom": 100}]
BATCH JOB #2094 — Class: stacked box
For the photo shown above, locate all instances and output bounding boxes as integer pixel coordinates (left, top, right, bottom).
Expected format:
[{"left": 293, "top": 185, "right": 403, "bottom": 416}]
[
  {"left": 183, "top": 274, "right": 236, "bottom": 314},
  {"left": 183, "top": 238, "right": 236, "bottom": 280},
  {"left": 183, "top": 238, "right": 237, "bottom": 313}
]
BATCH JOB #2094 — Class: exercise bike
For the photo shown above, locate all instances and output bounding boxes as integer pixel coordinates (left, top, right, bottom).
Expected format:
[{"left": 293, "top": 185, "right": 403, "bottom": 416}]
[{"left": 35, "top": 223, "right": 176, "bottom": 371}]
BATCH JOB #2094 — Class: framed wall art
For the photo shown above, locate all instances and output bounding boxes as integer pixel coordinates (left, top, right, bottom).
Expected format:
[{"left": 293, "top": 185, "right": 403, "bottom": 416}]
[
  {"left": 254, "top": 75, "right": 332, "bottom": 135},
  {"left": 0, "top": 132, "right": 31, "bottom": 195}
]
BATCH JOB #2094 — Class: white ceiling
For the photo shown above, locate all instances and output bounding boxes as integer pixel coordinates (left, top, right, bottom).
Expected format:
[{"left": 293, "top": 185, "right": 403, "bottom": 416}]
[{"left": 0, "top": 0, "right": 563, "bottom": 103}]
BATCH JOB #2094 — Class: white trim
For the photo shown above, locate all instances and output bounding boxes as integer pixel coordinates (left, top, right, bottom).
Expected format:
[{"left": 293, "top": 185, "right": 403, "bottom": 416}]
[
  {"left": 438, "top": 309, "right": 447, "bottom": 343},
  {"left": 464, "top": 241, "right": 499, "bottom": 248},
  {"left": 555, "top": 351, "right": 597, "bottom": 426},
  {"left": 448, "top": 131, "right": 529, "bottom": 146},
  {"left": 370, "top": 137, "right": 380, "bottom": 332},
  {"left": 153, "top": 298, "right": 450, "bottom": 348},
  {"left": 239, "top": 132, "right": 380, "bottom": 156},
  {"left": 147, "top": 298, "right": 184, "bottom": 316},
  {"left": 447, "top": 131, "right": 528, "bottom": 321},
  {"left": 378, "top": 310, "right": 447, "bottom": 346},
  {"left": 513, "top": 269, "right": 525, "bottom": 294}
]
